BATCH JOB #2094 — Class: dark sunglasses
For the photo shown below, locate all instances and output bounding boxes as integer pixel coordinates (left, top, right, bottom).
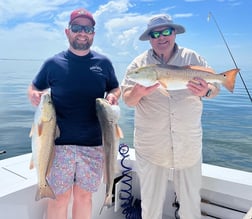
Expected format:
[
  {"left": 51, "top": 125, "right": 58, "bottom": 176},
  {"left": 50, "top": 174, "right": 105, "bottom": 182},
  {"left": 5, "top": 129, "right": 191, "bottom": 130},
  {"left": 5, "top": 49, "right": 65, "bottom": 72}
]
[
  {"left": 149, "top": 28, "right": 174, "bottom": 39},
  {"left": 69, "top": 24, "right": 95, "bottom": 34}
]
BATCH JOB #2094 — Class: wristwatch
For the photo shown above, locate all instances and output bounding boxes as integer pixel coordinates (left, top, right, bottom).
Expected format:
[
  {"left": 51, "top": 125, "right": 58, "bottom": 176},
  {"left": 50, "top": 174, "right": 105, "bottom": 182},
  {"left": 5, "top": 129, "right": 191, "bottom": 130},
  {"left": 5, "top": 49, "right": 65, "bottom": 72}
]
[{"left": 205, "top": 89, "right": 212, "bottom": 97}]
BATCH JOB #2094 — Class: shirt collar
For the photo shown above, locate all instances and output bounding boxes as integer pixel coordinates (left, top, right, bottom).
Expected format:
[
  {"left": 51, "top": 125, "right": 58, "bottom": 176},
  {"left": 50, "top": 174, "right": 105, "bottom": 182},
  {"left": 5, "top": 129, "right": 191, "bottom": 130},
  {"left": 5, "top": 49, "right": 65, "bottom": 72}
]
[{"left": 151, "top": 43, "right": 178, "bottom": 64}]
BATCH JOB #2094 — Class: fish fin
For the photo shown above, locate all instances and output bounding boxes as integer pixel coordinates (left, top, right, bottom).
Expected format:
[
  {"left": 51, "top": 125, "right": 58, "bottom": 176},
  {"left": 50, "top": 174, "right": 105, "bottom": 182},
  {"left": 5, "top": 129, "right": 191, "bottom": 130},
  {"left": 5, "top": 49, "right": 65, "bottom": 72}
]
[
  {"left": 99, "top": 194, "right": 113, "bottom": 215},
  {"left": 55, "top": 125, "right": 60, "bottom": 139},
  {"left": 158, "top": 87, "right": 170, "bottom": 96},
  {"left": 99, "top": 205, "right": 105, "bottom": 215},
  {"left": 99, "top": 205, "right": 107, "bottom": 215},
  {"left": 37, "top": 122, "right": 44, "bottom": 136},
  {"left": 186, "top": 65, "right": 216, "bottom": 74},
  {"left": 29, "top": 124, "right": 34, "bottom": 138},
  {"left": 156, "top": 82, "right": 170, "bottom": 96},
  {"left": 35, "top": 181, "right": 56, "bottom": 201},
  {"left": 156, "top": 63, "right": 170, "bottom": 68},
  {"left": 220, "top": 68, "right": 239, "bottom": 93},
  {"left": 29, "top": 158, "right": 34, "bottom": 170},
  {"left": 158, "top": 78, "right": 168, "bottom": 89},
  {"left": 116, "top": 125, "right": 124, "bottom": 138}
]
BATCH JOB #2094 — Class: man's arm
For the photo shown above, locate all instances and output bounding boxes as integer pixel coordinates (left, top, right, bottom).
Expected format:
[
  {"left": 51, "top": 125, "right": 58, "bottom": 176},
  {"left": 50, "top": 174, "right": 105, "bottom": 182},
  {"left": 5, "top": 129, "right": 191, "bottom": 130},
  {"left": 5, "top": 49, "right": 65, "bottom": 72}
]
[{"left": 27, "top": 84, "right": 46, "bottom": 106}]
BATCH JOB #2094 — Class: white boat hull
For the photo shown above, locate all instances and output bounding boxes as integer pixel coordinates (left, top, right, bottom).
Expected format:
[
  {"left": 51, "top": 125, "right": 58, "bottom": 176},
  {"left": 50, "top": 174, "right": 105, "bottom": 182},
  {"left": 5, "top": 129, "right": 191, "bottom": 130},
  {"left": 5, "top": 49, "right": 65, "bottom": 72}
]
[{"left": 1, "top": 150, "right": 252, "bottom": 219}]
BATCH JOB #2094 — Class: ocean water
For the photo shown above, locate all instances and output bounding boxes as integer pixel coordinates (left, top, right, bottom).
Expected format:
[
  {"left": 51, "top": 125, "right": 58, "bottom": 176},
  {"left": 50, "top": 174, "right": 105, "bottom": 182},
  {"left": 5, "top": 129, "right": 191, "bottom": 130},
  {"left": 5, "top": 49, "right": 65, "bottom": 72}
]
[{"left": 0, "top": 60, "right": 252, "bottom": 172}]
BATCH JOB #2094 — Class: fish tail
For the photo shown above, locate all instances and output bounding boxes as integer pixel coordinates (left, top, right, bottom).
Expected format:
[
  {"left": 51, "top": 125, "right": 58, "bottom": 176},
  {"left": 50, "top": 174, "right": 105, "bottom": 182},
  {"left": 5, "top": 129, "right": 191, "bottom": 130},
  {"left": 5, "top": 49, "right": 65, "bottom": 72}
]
[
  {"left": 35, "top": 182, "right": 56, "bottom": 201},
  {"left": 220, "top": 68, "right": 240, "bottom": 93},
  {"left": 99, "top": 194, "right": 112, "bottom": 214},
  {"left": 99, "top": 205, "right": 105, "bottom": 215}
]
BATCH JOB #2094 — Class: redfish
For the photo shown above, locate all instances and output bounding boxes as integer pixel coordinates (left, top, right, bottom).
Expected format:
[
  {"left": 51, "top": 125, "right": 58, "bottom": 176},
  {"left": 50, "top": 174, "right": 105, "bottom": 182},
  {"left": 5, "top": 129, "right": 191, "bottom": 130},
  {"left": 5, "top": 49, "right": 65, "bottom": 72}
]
[
  {"left": 29, "top": 93, "right": 59, "bottom": 201},
  {"left": 96, "top": 98, "right": 123, "bottom": 214},
  {"left": 127, "top": 64, "right": 239, "bottom": 92}
]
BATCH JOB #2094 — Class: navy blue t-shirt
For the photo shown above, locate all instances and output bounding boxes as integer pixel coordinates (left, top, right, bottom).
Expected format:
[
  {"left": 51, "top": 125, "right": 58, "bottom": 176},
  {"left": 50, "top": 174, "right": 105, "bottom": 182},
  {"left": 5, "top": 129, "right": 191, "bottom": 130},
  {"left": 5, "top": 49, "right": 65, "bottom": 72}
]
[{"left": 32, "top": 50, "right": 119, "bottom": 146}]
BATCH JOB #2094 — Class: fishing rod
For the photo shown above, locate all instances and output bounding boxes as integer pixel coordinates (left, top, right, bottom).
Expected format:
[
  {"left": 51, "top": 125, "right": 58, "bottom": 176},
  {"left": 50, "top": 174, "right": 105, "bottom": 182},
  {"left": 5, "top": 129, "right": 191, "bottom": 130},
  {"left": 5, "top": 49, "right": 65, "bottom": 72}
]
[{"left": 208, "top": 11, "right": 252, "bottom": 103}]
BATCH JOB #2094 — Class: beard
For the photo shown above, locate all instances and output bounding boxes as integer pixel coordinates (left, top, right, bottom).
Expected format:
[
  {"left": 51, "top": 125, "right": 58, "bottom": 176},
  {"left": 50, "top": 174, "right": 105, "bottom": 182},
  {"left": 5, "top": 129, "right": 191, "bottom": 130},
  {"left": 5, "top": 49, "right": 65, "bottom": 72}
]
[{"left": 70, "top": 37, "right": 93, "bottom": 50}]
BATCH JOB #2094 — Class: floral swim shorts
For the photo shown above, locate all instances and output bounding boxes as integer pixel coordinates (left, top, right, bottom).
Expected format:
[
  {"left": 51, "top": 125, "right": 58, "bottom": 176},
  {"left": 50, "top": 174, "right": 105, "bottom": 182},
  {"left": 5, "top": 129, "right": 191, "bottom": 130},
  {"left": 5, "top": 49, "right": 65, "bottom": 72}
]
[{"left": 47, "top": 145, "right": 104, "bottom": 196}]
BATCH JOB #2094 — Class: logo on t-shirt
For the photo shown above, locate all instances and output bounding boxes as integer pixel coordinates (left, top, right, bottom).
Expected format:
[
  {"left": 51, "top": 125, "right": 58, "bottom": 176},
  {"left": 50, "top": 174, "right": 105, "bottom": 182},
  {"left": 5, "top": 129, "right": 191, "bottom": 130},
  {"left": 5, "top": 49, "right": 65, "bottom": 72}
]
[{"left": 90, "top": 65, "right": 102, "bottom": 72}]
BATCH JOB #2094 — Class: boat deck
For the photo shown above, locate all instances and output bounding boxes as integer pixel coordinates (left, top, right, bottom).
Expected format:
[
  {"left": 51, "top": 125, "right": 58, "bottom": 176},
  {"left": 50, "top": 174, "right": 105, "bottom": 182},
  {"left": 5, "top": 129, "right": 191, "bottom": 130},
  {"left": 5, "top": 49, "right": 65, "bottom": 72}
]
[{"left": 1, "top": 151, "right": 252, "bottom": 219}]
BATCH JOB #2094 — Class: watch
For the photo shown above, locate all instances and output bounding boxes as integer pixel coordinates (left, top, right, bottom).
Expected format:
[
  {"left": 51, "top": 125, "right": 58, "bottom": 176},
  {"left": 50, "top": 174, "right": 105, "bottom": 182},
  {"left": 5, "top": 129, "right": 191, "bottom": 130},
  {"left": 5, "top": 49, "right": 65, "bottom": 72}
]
[{"left": 205, "top": 89, "right": 212, "bottom": 97}]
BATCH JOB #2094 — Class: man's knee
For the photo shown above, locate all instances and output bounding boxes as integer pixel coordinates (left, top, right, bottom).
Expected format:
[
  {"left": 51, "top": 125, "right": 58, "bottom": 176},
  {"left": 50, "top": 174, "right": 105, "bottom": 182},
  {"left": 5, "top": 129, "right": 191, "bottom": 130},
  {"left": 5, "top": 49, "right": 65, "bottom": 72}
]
[{"left": 73, "top": 185, "right": 92, "bottom": 203}]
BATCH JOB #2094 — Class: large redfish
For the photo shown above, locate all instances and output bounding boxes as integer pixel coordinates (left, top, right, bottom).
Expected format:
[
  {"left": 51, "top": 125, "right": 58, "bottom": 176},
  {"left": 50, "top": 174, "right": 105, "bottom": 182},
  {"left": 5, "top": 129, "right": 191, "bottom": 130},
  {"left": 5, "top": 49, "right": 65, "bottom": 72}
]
[
  {"left": 96, "top": 98, "right": 123, "bottom": 214},
  {"left": 29, "top": 92, "right": 59, "bottom": 201},
  {"left": 127, "top": 64, "right": 239, "bottom": 93}
]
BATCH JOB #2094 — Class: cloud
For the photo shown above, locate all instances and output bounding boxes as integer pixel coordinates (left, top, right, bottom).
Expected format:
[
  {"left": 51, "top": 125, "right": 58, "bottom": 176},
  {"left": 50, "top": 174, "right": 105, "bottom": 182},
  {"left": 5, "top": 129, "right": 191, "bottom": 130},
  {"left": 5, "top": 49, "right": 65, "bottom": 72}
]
[
  {"left": 0, "top": 1, "right": 91, "bottom": 59},
  {"left": 91, "top": 0, "right": 151, "bottom": 61},
  {"left": 173, "top": 13, "right": 193, "bottom": 18},
  {"left": 0, "top": 0, "right": 147, "bottom": 62},
  {"left": 0, "top": 0, "right": 250, "bottom": 70},
  {"left": 94, "top": 0, "right": 132, "bottom": 16},
  {"left": 0, "top": 0, "right": 73, "bottom": 24}
]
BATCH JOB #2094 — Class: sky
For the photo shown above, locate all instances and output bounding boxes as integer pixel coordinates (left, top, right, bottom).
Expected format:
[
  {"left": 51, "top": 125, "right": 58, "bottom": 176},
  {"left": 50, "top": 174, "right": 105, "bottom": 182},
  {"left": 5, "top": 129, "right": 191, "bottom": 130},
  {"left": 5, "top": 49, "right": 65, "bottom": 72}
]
[{"left": 0, "top": 0, "right": 252, "bottom": 79}]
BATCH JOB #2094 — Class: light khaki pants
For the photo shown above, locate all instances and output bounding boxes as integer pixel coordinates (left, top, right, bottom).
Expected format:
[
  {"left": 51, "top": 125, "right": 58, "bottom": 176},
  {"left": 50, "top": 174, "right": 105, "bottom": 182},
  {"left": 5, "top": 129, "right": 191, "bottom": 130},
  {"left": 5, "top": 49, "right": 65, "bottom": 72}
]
[{"left": 136, "top": 153, "right": 202, "bottom": 219}]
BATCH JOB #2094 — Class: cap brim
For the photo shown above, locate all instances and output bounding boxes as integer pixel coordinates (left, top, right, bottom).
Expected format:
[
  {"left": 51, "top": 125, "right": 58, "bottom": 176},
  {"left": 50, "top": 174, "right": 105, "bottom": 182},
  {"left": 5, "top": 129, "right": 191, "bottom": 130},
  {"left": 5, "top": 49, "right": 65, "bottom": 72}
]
[{"left": 139, "top": 24, "right": 185, "bottom": 41}]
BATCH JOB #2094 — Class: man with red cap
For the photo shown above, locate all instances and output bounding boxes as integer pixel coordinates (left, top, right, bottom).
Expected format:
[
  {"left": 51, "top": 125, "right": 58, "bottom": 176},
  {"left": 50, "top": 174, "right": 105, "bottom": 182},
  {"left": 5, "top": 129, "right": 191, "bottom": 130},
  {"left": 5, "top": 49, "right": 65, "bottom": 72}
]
[{"left": 28, "top": 8, "right": 120, "bottom": 219}]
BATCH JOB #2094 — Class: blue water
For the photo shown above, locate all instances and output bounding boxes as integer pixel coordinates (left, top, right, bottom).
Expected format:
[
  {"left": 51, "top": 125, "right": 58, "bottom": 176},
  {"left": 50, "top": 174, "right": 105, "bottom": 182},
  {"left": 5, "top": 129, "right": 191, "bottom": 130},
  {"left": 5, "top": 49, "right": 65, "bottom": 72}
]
[{"left": 0, "top": 60, "right": 252, "bottom": 172}]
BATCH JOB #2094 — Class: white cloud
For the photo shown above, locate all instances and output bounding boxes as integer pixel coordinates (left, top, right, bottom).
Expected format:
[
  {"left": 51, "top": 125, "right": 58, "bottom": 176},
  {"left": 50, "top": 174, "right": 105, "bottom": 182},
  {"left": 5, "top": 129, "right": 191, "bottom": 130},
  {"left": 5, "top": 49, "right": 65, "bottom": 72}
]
[
  {"left": 95, "top": 0, "right": 132, "bottom": 16},
  {"left": 0, "top": 0, "right": 250, "bottom": 70},
  {"left": 0, "top": 0, "right": 148, "bottom": 63},
  {"left": 0, "top": 0, "right": 189, "bottom": 63},
  {"left": 91, "top": 0, "right": 151, "bottom": 61},
  {"left": 173, "top": 13, "right": 193, "bottom": 18},
  {"left": 0, "top": 1, "right": 91, "bottom": 59},
  {"left": 0, "top": 0, "right": 72, "bottom": 23}
]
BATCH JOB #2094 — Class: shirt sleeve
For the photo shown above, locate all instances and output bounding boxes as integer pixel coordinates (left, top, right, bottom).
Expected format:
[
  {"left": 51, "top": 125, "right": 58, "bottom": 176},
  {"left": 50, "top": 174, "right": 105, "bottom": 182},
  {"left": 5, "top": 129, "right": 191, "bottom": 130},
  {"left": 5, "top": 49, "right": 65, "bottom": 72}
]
[{"left": 32, "top": 59, "right": 52, "bottom": 91}]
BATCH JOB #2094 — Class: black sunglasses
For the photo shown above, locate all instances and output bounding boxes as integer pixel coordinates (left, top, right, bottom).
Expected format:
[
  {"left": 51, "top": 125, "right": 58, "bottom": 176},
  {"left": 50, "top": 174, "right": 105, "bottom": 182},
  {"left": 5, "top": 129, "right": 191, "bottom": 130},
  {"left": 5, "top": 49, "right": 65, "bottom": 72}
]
[
  {"left": 150, "top": 28, "right": 174, "bottom": 39},
  {"left": 69, "top": 24, "right": 95, "bottom": 34}
]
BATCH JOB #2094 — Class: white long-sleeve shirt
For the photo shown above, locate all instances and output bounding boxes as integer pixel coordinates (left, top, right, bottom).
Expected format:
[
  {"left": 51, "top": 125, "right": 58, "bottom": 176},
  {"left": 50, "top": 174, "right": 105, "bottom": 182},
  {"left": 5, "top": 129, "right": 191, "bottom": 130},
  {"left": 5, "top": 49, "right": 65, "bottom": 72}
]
[{"left": 121, "top": 45, "right": 213, "bottom": 169}]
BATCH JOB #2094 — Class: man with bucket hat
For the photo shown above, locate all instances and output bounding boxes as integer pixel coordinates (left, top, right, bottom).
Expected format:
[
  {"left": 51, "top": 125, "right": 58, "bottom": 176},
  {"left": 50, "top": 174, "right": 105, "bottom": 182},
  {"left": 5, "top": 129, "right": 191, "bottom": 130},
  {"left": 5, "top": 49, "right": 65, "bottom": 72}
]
[{"left": 121, "top": 14, "right": 219, "bottom": 219}]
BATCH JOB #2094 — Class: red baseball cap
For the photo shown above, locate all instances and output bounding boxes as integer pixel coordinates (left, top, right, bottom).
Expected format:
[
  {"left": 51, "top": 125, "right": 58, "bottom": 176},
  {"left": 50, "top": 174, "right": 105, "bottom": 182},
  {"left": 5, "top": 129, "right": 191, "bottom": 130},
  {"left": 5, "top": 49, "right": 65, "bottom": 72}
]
[{"left": 69, "top": 8, "right": 95, "bottom": 26}]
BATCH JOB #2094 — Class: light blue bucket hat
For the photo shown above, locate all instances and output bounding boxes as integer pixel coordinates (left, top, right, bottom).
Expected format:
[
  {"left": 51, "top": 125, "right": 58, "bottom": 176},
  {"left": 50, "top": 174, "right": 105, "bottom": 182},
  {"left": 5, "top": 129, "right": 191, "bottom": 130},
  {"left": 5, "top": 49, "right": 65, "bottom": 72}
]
[{"left": 139, "top": 14, "right": 185, "bottom": 41}]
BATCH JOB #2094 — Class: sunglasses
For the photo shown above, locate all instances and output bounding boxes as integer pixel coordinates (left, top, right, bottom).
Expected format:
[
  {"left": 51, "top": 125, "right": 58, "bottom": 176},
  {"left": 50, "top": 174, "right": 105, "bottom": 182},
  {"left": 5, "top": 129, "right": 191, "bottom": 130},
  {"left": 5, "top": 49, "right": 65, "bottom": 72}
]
[
  {"left": 69, "top": 24, "right": 95, "bottom": 34},
  {"left": 149, "top": 28, "right": 174, "bottom": 39}
]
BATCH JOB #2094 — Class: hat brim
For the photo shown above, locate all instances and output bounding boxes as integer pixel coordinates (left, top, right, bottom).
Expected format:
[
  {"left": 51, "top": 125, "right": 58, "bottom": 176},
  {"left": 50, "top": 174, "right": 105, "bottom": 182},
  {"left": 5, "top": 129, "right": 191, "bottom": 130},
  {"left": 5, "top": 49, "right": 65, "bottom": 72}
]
[{"left": 139, "top": 24, "right": 185, "bottom": 41}]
